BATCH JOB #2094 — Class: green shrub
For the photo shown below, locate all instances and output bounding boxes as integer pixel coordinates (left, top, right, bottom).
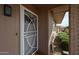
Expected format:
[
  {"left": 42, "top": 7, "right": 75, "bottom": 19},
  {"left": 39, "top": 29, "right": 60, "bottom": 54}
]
[
  {"left": 61, "top": 41, "right": 69, "bottom": 51},
  {"left": 58, "top": 32, "right": 69, "bottom": 51}
]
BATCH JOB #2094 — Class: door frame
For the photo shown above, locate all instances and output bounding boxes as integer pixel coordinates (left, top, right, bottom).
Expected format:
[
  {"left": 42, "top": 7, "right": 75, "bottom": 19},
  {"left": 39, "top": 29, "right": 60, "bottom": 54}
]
[{"left": 20, "top": 5, "right": 38, "bottom": 55}]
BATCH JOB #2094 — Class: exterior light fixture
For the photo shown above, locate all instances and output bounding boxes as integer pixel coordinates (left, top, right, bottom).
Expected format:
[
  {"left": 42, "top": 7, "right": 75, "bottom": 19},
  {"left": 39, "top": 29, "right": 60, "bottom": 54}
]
[{"left": 4, "top": 5, "right": 12, "bottom": 16}]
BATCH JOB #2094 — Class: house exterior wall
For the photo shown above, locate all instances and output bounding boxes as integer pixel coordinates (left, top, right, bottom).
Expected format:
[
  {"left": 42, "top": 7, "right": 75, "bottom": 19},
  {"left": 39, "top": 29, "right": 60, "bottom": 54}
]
[
  {"left": 0, "top": 4, "right": 49, "bottom": 55},
  {"left": 37, "top": 9, "right": 49, "bottom": 55},
  {"left": 1, "top": 4, "right": 79, "bottom": 55},
  {"left": 0, "top": 4, "right": 20, "bottom": 55},
  {"left": 69, "top": 5, "right": 79, "bottom": 54}
]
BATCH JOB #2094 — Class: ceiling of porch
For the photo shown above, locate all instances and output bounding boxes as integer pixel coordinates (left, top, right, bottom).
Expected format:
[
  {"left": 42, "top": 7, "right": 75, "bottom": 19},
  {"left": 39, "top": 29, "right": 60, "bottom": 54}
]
[
  {"left": 32, "top": 4, "right": 63, "bottom": 10},
  {"left": 32, "top": 4, "right": 69, "bottom": 24}
]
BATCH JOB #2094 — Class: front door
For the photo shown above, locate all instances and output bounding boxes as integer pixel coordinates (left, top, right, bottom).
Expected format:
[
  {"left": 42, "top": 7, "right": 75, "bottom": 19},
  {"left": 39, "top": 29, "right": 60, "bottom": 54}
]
[{"left": 20, "top": 5, "right": 38, "bottom": 55}]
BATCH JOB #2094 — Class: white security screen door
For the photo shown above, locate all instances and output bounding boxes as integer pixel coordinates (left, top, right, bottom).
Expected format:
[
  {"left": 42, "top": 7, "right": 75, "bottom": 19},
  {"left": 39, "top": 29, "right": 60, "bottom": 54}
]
[{"left": 20, "top": 5, "right": 38, "bottom": 55}]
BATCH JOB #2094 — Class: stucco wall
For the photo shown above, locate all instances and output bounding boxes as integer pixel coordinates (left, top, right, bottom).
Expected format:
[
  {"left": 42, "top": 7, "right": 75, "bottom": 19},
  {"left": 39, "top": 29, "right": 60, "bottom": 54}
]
[
  {"left": 0, "top": 4, "right": 20, "bottom": 55},
  {"left": 37, "top": 9, "right": 49, "bottom": 55}
]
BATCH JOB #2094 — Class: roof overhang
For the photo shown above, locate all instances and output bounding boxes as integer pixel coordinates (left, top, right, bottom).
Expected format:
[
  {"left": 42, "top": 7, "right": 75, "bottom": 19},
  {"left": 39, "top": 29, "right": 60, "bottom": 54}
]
[{"left": 51, "top": 5, "right": 69, "bottom": 24}]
